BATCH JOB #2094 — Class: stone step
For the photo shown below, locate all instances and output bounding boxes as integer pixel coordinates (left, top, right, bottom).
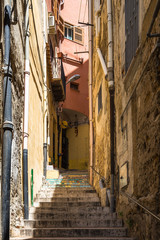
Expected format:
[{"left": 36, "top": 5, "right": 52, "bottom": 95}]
[
  {"left": 35, "top": 197, "right": 100, "bottom": 202},
  {"left": 11, "top": 237, "right": 136, "bottom": 240},
  {"left": 29, "top": 206, "right": 110, "bottom": 214},
  {"left": 45, "top": 185, "right": 91, "bottom": 188},
  {"left": 24, "top": 219, "right": 123, "bottom": 228},
  {"left": 39, "top": 189, "right": 96, "bottom": 194},
  {"left": 29, "top": 212, "right": 115, "bottom": 220},
  {"left": 36, "top": 193, "right": 98, "bottom": 198},
  {"left": 20, "top": 227, "right": 128, "bottom": 238},
  {"left": 41, "top": 186, "right": 92, "bottom": 190},
  {"left": 33, "top": 201, "right": 101, "bottom": 208}
]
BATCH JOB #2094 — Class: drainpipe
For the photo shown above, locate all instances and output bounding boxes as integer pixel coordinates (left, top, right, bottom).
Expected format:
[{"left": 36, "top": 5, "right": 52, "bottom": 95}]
[
  {"left": 107, "top": 0, "right": 115, "bottom": 213},
  {"left": 23, "top": 0, "right": 30, "bottom": 219},
  {"left": 88, "top": 0, "right": 93, "bottom": 185},
  {"left": 95, "top": 2, "right": 107, "bottom": 79},
  {"left": 43, "top": 0, "right": 47, "bottom": 178},
  {"left": 2, "top": 2, "right": 13, "bottom": 240},
  {"left": 57, "top": 115, "right": 60, "bottom": 168}
]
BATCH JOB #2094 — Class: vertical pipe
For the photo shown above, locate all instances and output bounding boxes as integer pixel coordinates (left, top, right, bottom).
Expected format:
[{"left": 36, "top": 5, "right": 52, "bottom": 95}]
[
  {"left": 31, "top": 169, "right": 33, "bottom": 206},
  {"left": 88, "top": 0, "right": 93, "bottom": 185},
  {"left": 23, "top": 0, "right": 30, "bottom": 219},
  {"left": 57, "top": 115, "right": 60, "bottom": 168},
  {"left": 107, "top": 0, "right": 115, "bottom": 213},
  {"left": 109, "top": 90, "right": 115, "bottom": 213},
  {"left": 2, "top": 4, "right": 13, "bottom": 240},
  {"left": 43, "top": 0, "right": 47, "bottom": 177}
]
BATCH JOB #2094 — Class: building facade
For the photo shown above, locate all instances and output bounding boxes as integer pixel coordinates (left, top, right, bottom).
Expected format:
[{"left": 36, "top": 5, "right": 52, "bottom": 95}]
[
  {"left": 0, "top": 0, "right": 66, "bottom": 238},
  {"left": 59, "top": 0, "right": 89, "bottom": 170},
  {"left": 90, "top": 0, "right": 160, "bottom": 239}
]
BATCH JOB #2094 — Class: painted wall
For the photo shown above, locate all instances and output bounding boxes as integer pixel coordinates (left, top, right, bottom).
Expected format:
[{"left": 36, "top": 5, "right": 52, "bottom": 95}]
[
  {"left": 91, "top": 0, "right": 110, "bottom": 195},
  {"left": 28, "top": 0, "right": 44, "bottom": 208},
  {"left": 67, "top": 124, "right": 89, "bottom": 170},
  {"left": 60, "top": 0, "right": 89, "bottom": 117}
]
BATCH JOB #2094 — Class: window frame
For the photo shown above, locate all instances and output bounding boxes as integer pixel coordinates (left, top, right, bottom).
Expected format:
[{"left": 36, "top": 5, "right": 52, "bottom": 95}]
[{"left": 64, "top": 22, "right": 84, "bottom": 45}]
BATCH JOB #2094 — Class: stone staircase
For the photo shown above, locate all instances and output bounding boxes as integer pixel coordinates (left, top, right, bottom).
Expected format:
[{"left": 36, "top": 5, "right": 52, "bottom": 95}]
[{"left": 11, "top": 171, "right": 136, "bottom": 240}]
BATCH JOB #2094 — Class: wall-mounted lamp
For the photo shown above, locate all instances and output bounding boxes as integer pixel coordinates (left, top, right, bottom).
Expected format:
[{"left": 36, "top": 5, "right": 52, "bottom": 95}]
[{"left": 66, "top": 74, "right": 80, "bottom": 85}]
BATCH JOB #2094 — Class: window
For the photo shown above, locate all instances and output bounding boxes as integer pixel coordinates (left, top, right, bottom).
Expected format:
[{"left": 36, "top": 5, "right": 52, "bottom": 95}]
[
  {"left": 98, "top": 85, "right": 102, "bottom": 114},
  {"left": 70, "top": 82, "right": 79, "bottom": 91},
  {"left": 64, "top": 23, "right": 84, "bottom": 44},
  {"left": 65, "top": 24, "right": 73, "bottom": 40},
  {"left": 125, "top": 0, "right": 139, "bottom": 72}
]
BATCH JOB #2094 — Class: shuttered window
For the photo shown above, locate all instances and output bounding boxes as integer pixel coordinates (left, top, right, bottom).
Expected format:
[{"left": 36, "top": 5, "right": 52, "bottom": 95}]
[
  {"left": 125, "top": 0, "right": 139, "bottom": 72},
  {"left": 74, "top": 27, "right": 84, "bottom": 44},
  {"left": 64, "top": 23, "right": 84, "bottom": 45}
]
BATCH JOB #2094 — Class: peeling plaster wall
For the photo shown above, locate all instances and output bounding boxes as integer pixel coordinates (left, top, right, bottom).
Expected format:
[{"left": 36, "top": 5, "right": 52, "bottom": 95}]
[{"left": 9, "top": 0, "right": 25, "bottom": 236}]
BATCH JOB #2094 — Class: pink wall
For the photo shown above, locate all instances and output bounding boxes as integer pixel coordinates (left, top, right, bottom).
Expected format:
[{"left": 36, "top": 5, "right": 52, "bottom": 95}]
[
  {"left": 46, "top": 0, "right": 53, "bottom": 13},
  {"left": 60, "top": 0, "right": 89, "bottom": 117}
]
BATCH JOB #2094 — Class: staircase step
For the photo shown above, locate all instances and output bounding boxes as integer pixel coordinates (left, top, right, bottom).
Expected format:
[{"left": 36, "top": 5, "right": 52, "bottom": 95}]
[
  {"left": 34, "top": 201, "right": 101, "bottom": 208},
  {"left": 29, "top": 206, "right": 110, "bottom": 214},
  {"left": 39, "top": 189, "right": 96, "bottom": 194},
  {"left": 20, "top": 227, "right": 128, "bottom": 238},
  {"left": 24, "top": 219, "right": 123, "bottom": 228},
  {"left": 29, "top": 212, "right": 116, "bottom": 220},
  {"left": 41, "top": 187, "right": 93, "bottom": 190},
  {"left": 35, "top": 197, "right": 99, "bottom": 202},
  {"left": 36, "top": 193, "right": 97, "bottom": 198},
  {"left": 11, "top": 238, "right": 136, "bottom": 240}
]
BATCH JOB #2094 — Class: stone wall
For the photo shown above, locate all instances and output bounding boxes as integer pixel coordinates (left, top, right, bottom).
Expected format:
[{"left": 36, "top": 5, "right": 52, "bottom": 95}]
[
  {"left": 92, "top": 0, "right": 111, "bottom": 196},
  {"left": 10, "top": 0, "right": 25, "bottom": 236},
  {"left": 113, "top": 0, "right": 160, "bottom": 239},
  {"left": 91, "top": 0, "right": 160, "bottom": 238}
]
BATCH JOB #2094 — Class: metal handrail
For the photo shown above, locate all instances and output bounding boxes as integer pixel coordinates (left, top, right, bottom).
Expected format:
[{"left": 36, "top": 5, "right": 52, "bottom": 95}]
[
  {"left": 90, "top": 166, "right": 160, "bottom": 222},
  {"left": 120, "top": 191, "right": 160, "bottom": 222},
  {"left": 90, "top": 166, "right": 109, "bottom": 184}
]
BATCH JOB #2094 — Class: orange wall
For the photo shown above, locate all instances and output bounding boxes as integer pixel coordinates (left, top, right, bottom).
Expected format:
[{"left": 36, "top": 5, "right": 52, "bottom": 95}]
[{"left": 60, "top": 0, "right": 89, "bottom": 117}]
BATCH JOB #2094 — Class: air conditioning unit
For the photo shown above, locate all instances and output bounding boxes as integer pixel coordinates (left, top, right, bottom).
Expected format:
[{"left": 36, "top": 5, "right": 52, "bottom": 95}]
[{"left": 48, "top": 16, "right": 56, "bottom": 35}]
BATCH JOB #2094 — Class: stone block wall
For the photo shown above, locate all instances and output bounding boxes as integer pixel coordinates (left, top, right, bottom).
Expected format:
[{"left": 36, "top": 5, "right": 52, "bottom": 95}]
[{"left": 113, "top": 0, "right": 160, "bottom": 239}]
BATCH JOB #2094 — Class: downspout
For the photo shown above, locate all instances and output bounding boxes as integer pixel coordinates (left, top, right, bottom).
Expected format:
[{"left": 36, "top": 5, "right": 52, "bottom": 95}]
[
  {"left": 2, "top": 2, "right": 13, "bottom": 240},
  {"left": 95, "top": 0, "right": 115, "bottom": 213},
  {"left": 43, "top": 0, "right": 47, "bottom": 178},
  {"left": 107, "top": 0, "right": 115, "bottom": 213},
  {"left": 95, "top": 2, "right": 107, "bottom": 79},
  {"left": 23, "top": 0, "right": 30, "bottom": 219},
  {"left": 88, "top": 0, "right": 93, "bottom": 185}
]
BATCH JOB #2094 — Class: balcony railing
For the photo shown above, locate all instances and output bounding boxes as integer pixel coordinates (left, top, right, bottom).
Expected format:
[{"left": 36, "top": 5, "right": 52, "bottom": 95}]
[{"left": 51, "top": 58, "right": 66, "bottom": 101}]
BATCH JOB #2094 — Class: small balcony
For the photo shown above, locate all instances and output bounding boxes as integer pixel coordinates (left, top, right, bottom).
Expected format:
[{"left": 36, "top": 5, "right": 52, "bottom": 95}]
[
  {"left": 46, "top": 43, "right": 66, "bottom": 102},
  {"left": 51, "top": 58, "right": 66, "bottom": 101}
]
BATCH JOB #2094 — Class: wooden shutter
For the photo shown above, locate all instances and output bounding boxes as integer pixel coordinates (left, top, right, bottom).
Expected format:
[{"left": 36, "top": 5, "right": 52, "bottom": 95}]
[
  {"left": 54, "top": 0, "right": 57, "bottom": 21},
  {"left": 74, "top": 27, "right": 84, "bottom": 45},
  {"left": 125, "top": 0, "right": 139, "bottom": 72}
]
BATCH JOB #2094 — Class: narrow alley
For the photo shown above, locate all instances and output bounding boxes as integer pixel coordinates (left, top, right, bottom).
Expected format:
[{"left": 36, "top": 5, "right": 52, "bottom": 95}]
[
  {"left": 11, "top": 171, "right": 136, "bottom": 240},
  {"left": 0, "top": 0, "right": 160, "bottom": 240}
]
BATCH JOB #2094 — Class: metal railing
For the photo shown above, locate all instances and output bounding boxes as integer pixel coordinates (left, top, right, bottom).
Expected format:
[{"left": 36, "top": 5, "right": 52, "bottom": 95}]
[
  {"left": 90, "top": 166, "right": 160, "bottom": 222},
  {"left": 90, "top": 166, "right": 109, "bottom": 184},
  {"left": 120, "top": 190, "right": 160, "bottom": 222}
]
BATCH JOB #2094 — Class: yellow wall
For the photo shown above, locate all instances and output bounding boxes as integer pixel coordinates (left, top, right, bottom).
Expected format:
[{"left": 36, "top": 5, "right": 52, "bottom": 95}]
[
  {"left": 67, "top": 124, "right": 89, "bottom": 170},
  {"left": 28, "top": 1, "right": 44, "bottom": 206}
]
